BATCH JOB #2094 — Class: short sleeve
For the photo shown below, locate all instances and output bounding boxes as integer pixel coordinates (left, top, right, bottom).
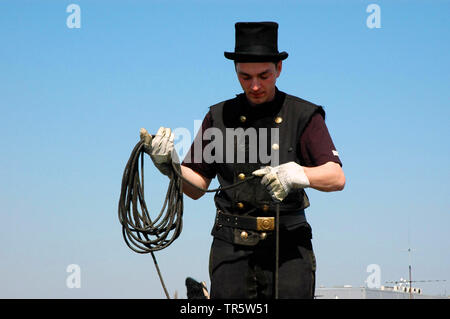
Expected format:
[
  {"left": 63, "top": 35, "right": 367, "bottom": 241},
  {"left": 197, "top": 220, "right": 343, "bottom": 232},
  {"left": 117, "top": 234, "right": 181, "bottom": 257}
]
[
  {"left": 299, "top": 113, "right": 342, "bottom": 167},
  {"left": 181, "top": 111, "right": 217, "bottom": 179}
]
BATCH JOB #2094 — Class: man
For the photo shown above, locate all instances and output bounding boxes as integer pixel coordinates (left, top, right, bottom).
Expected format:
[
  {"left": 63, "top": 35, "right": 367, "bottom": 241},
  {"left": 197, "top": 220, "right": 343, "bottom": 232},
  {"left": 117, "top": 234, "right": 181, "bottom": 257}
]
[{"left": 141, "top": 22, "right": 345, "bottom": 299}]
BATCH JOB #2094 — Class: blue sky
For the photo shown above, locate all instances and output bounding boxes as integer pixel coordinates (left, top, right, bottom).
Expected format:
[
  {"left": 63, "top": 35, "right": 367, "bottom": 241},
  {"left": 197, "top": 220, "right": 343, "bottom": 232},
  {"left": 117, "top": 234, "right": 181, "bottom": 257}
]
[{"left": 0, "top": 0, "right": 449, "bottom": 298}]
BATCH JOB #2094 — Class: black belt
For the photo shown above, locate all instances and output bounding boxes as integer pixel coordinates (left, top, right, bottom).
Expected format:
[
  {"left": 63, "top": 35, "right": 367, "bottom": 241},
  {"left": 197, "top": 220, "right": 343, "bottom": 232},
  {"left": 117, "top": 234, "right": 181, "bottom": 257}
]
[
  {"left": 215, "top": 209, "right": 306, "bottom": 232},
  {"left": 216, "top": 210, "right": 275, "bottom": 231}
]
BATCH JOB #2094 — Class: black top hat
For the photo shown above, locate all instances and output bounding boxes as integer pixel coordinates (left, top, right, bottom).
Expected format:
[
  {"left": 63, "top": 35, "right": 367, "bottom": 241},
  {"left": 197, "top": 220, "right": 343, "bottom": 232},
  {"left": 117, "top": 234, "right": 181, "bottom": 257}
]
[{"left": 224, "top": 22, "right": 288, "bottom": 62}]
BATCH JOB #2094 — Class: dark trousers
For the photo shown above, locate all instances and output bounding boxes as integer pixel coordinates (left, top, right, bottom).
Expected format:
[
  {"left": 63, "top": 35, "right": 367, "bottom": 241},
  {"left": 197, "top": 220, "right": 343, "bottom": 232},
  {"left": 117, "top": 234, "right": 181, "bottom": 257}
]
[{"left": 209, "top": 224, "right": 316, "bottom": 299}]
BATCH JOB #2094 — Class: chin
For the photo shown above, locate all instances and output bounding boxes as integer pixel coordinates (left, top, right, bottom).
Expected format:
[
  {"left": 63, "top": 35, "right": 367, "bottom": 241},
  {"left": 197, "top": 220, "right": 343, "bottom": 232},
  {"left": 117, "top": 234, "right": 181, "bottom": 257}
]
[{"left": 247, "top": 94, "right": 266, "bottom": 105}]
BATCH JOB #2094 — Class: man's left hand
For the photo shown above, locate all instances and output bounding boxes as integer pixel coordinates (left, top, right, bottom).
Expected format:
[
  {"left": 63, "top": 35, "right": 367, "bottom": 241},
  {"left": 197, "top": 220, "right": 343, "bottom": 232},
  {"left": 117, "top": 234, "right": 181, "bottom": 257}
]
[{"left": 252, "top": 162, "right": 310, "bottom": 202}]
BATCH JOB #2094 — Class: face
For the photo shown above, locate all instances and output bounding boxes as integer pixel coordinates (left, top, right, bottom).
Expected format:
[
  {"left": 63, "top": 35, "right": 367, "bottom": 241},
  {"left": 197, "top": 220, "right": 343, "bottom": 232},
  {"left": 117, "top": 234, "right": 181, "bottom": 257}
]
[{"left": 235, "top": 61, "right": 282, "bottom": 106}]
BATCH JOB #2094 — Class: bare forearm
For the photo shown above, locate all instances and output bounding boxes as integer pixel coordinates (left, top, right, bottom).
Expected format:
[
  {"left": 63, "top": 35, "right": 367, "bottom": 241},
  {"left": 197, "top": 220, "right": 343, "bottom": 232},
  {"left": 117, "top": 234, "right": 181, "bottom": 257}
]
[
  {"left": 180, "top": 165, "right": 212, "bottom": 200},
  {"left": 303, "top": 161, "right": 345, "bottom": 192}
]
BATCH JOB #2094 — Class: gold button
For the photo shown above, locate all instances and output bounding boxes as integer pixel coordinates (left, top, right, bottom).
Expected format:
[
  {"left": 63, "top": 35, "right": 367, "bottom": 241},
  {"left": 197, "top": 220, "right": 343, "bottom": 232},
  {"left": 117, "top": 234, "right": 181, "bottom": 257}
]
[
  {"left": 275, "top": 116, "right": 283, "bottom": 124},
  {"left": 238, "top": 173, "right": 245, "bottom": 180},
  {"left": 237, "top": 202, "right": 244, "bottom": 209},
  {"left": 240, "top": 231, "right": 248, "bottom": 240},
  {"left": 240, "top": 115, "right": 247, "bottom": 123},
  {"left": 262, "top": 204, "right": 270, "bottom": 212},
  {"left": 272, "top": 143, "right": 279, "bottom": 151},
  {"left": 260, "top": 232, "right": 267, "bottom": 240}
]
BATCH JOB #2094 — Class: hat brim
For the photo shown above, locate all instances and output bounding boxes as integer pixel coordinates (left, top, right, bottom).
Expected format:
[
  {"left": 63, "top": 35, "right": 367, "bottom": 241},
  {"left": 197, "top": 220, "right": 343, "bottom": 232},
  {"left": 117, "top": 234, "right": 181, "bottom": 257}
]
[{"left": 224, "top": 51, "right": 288, "bottom": 62}]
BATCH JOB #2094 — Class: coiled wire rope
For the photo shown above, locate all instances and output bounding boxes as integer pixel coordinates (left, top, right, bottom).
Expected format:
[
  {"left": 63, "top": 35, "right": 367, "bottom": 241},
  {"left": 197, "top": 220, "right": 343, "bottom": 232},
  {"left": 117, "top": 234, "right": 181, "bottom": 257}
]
[{"left": 118, "top": 139, "right": 264, "bottom": 299}]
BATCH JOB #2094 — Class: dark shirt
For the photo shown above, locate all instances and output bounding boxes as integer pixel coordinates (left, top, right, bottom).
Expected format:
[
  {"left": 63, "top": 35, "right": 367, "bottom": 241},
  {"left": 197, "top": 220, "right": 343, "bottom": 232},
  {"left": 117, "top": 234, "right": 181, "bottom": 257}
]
[{"left": 182, "top": 90, "right": 342, "bottom": 179}]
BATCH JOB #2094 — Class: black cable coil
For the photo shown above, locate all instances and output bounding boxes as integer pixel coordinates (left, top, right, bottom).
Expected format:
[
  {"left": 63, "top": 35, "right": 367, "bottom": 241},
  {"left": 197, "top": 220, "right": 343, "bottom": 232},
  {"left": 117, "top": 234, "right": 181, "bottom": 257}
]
[
  {"left": 118, "top": 139, "right": 265, "bottom": 299},
  {"left": 118, "top": 140, "right": 183, "bottom": 255}
]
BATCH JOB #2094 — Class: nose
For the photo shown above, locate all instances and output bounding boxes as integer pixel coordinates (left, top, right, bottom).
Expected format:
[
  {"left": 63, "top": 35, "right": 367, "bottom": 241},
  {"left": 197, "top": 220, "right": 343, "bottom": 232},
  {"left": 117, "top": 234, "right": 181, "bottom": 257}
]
[{"left": 250, "top": 79, "right": 260, "bottom": 92}]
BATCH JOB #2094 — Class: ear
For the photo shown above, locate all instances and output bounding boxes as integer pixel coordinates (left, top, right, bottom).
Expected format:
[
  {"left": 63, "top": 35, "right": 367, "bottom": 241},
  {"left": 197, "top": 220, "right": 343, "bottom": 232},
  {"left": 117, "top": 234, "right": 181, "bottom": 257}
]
[{"left": 276, "top": 61, "right": 282, "bottom": 78}]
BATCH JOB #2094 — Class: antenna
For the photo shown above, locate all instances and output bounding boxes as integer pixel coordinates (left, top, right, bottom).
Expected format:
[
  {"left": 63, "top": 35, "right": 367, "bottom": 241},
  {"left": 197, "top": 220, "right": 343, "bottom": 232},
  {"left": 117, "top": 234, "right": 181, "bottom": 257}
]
[
  {"left": 385, "top": 278, "right": 447, "bottom": 284},
  {"left": 386, "top": 244, "right": 446, "bottom": 298},
  {"left": 385, "top": 220, "right": 447, "bottom": 298},
  {"left": 407, "top": 246, "right": 413, "bottom": 299},
  {"left": 406, "top": 218, "right": 413, "bottom": 299}
]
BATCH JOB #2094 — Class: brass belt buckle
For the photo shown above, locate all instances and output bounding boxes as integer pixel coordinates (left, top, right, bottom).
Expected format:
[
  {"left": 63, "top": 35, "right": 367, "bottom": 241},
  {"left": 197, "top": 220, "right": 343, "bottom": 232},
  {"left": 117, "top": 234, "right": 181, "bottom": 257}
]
[{"left": 256, "top": 217, "right": 275, "bottom": 231}]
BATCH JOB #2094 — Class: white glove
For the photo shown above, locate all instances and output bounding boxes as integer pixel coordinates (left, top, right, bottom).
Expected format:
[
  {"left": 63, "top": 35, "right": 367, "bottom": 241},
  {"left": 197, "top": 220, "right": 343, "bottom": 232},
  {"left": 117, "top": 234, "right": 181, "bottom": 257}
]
[
  {"left": 252, "top": 162, "right": 310, "bottom": 202},
  {"left": 140, "top": 127, "right": 179, "bottom": 177}
]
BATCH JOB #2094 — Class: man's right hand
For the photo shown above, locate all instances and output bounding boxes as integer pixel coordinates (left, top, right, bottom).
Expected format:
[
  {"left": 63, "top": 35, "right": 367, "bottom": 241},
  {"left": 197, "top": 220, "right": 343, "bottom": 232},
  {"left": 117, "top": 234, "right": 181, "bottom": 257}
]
[{"left": 140, "top": 127, "right": 176, "bottom": 177}]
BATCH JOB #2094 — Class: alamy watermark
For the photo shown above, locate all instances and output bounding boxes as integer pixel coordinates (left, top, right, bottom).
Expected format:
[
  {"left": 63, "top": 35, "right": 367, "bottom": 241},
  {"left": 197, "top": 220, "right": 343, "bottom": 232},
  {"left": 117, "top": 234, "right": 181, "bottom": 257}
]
[
  {"left": 365, "top": 264, "right": 381, "bottom": 288},
  {"left": 64, "top": 5, "right": 381, "bottom": 31},
  {"left": 173, "top": 121, "right": 280, "bottom": 166},
  {"left": 66, "top": 264, "right": 81, "bottom": 288},
  {"left": 366, "top": 4, "right": 381, "bottom": 29},
  {"left": 66, "top": 4, "right": 81, "bottom": 29}
]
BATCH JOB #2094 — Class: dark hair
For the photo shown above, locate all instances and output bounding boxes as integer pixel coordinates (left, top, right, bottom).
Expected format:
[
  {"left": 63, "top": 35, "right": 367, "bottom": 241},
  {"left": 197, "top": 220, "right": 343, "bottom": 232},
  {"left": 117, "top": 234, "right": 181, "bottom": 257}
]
[{"left": 234, "top": 60, "right": 281, "bottom": 68}]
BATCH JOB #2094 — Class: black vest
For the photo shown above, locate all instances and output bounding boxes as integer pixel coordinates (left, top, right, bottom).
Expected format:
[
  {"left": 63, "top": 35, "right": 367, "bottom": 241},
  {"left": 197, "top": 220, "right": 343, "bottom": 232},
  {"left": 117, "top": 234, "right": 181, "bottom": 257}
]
[{"left": 209, "top": 90, "right": 325, "bottom": 216}]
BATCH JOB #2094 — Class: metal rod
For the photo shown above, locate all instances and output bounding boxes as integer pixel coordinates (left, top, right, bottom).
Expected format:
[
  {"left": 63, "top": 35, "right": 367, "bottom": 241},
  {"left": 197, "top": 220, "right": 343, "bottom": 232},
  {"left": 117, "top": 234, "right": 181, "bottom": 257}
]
[
  {"left": 409, "top": 264, "right": 412, "bottom": 299},
  {"left": 151, "top": 251, "right": 171, "bottom": 299},
  {"left": 275, "top": 202, "right": 280, "bottom": 299}
]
